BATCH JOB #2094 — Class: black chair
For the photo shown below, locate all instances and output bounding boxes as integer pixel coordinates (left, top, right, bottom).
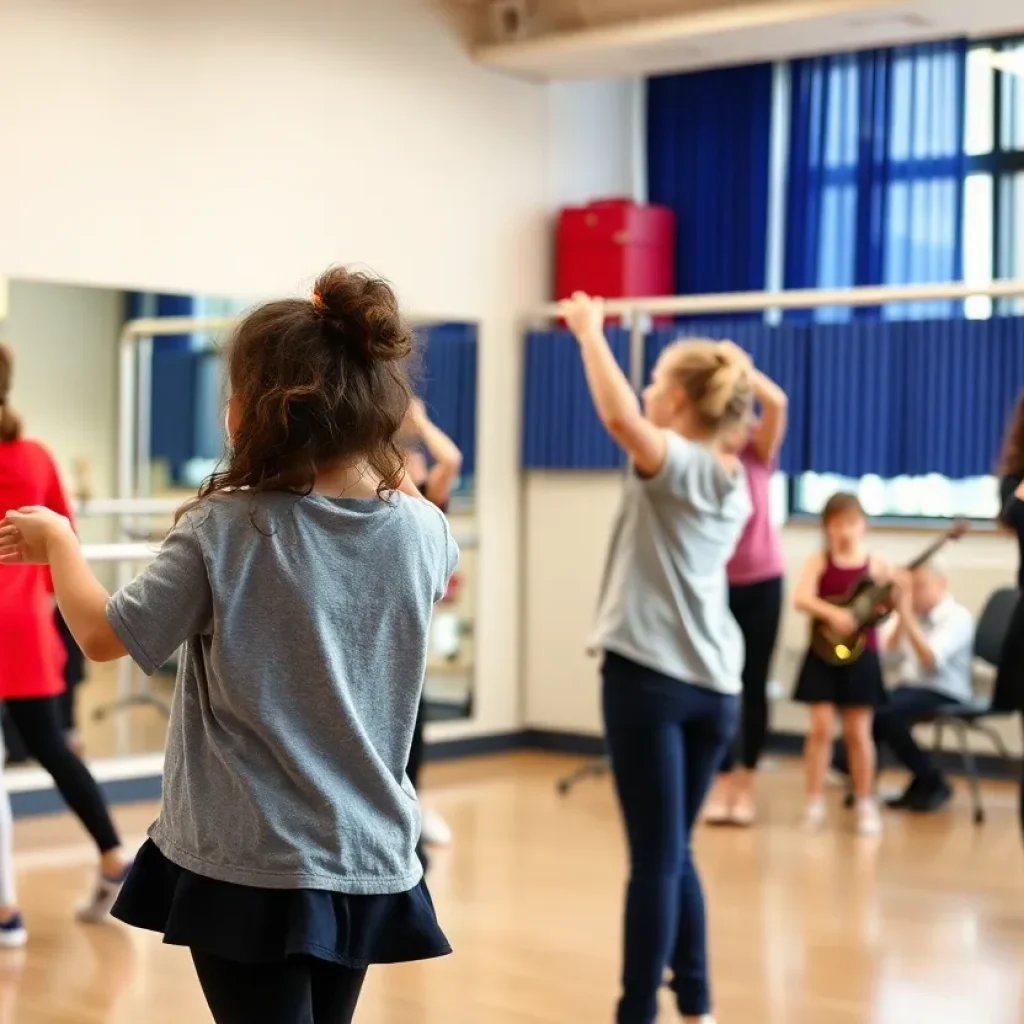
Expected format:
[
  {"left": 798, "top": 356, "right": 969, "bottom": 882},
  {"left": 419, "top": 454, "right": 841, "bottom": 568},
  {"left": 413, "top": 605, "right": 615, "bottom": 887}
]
[{"left": 930, "top": 587, "right": 1019, "bottom": 825}]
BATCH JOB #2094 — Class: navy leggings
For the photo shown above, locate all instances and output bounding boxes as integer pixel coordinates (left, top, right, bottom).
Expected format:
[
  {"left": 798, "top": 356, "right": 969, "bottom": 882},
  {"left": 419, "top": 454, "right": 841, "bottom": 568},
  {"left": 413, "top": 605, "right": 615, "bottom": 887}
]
[
  {"left": 602, "top": 652, "right": 738, "bottom": 1024},
  {"left": 719, "top": 576, "right": 783, "bottom": 773},
  {"left": 191, "top": 951, "right": 365, "bottom": 1024}
]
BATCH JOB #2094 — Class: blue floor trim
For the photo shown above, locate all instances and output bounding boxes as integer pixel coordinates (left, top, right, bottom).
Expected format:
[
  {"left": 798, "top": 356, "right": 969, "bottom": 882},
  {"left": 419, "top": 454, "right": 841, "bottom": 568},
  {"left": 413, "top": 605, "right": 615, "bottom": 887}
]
[
  {"left": 11, "top": 774, "right": 163, "bottom": 819},
  {"left": 11, "top": 728, "right": 1018, "bottom": 820}
]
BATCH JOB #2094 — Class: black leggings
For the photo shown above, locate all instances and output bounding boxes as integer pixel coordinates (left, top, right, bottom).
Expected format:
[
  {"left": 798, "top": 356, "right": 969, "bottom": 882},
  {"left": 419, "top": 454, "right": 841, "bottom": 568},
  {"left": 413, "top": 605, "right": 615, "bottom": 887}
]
[
  {"left": 4, "top": 696, "right": 120, "bottom": 853},
  {"left": 191, "top": 951, "right": 366, "bottom": 1024},
  {"left": 719, "top": 576, "right": 783, "bottom": 773}
]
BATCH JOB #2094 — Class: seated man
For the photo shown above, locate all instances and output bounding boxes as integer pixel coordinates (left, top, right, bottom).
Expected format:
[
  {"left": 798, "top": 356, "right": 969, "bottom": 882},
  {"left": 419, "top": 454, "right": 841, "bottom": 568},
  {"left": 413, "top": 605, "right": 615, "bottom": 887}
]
[{"left": 877, "top": 560, "right": 975, "bottom": 812}]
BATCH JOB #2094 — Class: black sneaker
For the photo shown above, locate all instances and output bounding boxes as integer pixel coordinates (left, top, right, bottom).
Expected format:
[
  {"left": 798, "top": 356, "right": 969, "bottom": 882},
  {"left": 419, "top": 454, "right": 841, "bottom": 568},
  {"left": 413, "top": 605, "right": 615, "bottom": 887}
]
[
  {"left": 908, "top": 780, "right": 953, "bottom": 813},
  {"left": 885, "top": 779, "right": 925, "bottom": 810}
]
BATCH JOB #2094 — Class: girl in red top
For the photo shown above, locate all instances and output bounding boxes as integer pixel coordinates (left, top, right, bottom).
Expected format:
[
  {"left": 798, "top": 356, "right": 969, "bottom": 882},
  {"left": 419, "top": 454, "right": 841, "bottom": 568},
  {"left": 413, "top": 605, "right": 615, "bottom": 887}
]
[
  {"left": 0, "top": 344, "right": 130, "bottom": 940},
  {"left": 793, "top": 492, "right": 893, "bottom": 836}
]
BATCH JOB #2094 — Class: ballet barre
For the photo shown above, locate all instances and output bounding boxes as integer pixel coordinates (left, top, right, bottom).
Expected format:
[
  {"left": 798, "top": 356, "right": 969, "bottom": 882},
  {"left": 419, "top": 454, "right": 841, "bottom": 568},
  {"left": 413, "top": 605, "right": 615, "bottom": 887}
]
[
  {"left": 76, "top": 497, "right": 182, "bottom": 518},
  {"left": 84, "top": 532, "right": 479, "bottom": 564}
]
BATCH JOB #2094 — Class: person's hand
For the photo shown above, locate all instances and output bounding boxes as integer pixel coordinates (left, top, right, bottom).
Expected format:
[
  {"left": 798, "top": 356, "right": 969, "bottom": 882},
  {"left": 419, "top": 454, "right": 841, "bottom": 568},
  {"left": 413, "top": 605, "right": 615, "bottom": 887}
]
[
  {"left": 826, "top": 606, "right": 858, "bottom": 638},
  {"left": 0, "top": 507, "right": 75, "bottom": 566},
  {"left": 559, "top": 292, "right": 605, "bottom": 341}
]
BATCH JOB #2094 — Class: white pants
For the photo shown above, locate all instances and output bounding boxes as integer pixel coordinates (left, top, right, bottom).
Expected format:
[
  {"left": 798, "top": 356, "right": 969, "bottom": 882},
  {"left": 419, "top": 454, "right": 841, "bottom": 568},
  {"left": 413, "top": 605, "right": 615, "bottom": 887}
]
[{"left": 0, "top": 728, "right": 16, "bottom": 908}]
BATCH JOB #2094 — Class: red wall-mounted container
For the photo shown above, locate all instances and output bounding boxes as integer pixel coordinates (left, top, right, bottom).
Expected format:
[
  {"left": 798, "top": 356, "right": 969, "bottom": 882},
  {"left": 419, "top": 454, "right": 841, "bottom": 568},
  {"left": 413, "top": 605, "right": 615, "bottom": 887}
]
[{"left": 555, "top": 199, "right": 675, "bottom": 311}]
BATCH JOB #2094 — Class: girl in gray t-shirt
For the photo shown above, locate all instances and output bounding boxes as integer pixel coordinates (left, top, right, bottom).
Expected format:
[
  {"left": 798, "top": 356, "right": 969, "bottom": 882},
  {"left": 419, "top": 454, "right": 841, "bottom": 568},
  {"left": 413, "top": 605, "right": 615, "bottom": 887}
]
[
  {"left": 0, "top": 268, "right": 458, "bottom": 1024},
  {"left": 561, "top": 292, "right": 753, "bottom": 1024}
]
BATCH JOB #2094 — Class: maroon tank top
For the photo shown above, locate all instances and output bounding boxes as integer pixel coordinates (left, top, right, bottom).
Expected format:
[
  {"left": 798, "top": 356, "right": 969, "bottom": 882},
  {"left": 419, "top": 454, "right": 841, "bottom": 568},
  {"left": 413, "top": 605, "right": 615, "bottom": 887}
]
[{"left": 819, "top": 554, "right": 877, "bottom": 650}]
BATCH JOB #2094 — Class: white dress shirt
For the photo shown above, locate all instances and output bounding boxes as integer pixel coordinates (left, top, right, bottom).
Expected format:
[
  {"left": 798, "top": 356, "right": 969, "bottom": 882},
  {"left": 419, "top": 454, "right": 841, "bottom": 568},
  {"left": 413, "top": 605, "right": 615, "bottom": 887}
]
[{"left": 884, "top": 594, "right": 975, "bottom": 703}]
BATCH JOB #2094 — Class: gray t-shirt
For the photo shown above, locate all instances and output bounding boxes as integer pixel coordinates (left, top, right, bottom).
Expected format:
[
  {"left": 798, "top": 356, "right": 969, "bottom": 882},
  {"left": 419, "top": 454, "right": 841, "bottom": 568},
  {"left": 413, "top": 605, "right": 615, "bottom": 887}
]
[
  {"left": 589, "top": 432, "right": 751, "bottom": 694},
  {"left": 107, "top": 490, "right": 458, "bottom": 895}
]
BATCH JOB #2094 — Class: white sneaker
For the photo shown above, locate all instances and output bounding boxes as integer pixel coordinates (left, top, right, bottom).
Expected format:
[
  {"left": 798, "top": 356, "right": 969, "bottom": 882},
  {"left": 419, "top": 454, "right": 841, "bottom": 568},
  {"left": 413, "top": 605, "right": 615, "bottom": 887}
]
[
  {"left": 76, "top": 866, "right": 130, "bottom": 923},
  {"left": 0, "top": 914, "right": 27, "bottom": 949},
  {"left": 856, "top": 799, "right": 883, "bottom": 837},
  {"left": 420, "top": 808, "right": 452, "bottom": 848},
  {"left": 800, "top": 797, "right": 827, "bottom": 832}
]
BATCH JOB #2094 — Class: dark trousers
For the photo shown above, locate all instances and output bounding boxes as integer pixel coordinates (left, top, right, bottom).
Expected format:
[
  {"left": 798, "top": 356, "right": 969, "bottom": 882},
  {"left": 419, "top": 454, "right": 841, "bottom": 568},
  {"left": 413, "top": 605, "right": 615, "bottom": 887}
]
[
  {"left": 191, "top": 950, "right": 366, "bottom": 1024},
  {"left": 873, "top": 686, "right": 957, "bottom": 784},
  {"left": 602, "top": 652, "right": 738, "bottom": 1024},
  {"left": 720, "top": 576, "right": 783, "bottom": 772},
  {"left": 4, "top": 696, "right": 120, "bottom": 852}
]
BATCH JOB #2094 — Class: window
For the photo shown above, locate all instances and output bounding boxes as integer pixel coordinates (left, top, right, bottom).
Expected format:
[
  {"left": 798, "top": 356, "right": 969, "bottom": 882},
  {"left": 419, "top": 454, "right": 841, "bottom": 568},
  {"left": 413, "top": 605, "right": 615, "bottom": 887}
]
[{"left": 786, "top": 38, "right": 1022, "bottom": 522}]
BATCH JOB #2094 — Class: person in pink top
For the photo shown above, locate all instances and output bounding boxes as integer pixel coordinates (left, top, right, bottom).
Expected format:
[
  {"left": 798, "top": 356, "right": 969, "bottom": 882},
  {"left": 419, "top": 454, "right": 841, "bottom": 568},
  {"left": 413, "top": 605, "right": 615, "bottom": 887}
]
[{"left": 703, "top": 357, "right": 787, "bottom": 827}]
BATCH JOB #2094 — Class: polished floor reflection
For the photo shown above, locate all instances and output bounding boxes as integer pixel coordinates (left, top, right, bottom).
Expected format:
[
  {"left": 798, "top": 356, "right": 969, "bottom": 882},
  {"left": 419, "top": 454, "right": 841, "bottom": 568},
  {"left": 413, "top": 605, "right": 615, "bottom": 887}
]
[{"left": 4, "top": 753, "right": 1024, "bottom": 1022}]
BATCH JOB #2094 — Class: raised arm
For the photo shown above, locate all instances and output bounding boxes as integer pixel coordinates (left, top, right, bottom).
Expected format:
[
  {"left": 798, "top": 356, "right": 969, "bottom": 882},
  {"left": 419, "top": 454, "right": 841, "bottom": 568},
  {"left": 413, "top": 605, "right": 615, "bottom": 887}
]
[
  {"left": 749, "top": 367, "right": 788, "bottom": 463},
  {"left": 408, "top": 400, "right": 462, "bottom": 508},
  {"left": 560, "top": 292, "right": 666, "bottom": 478}
]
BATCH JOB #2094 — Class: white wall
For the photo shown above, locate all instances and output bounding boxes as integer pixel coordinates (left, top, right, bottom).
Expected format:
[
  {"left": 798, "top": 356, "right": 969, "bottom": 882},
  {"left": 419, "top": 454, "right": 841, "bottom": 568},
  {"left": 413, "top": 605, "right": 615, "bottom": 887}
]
[
  {"left": 523, "top": 474, "right": 1022, "bottom": 753},
  {"left": 0, "top": 280, "right": 122, "bottom": 547},
  {"left": 546, "top": 79, "right": 642, "bottom": 207},
  {"left": 0, "top": 0, "right": 556, "bottom": 741}
]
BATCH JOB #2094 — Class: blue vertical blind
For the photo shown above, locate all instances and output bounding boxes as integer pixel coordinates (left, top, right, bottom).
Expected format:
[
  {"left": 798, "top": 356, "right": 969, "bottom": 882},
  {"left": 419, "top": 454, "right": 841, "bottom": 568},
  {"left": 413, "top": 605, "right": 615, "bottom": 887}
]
[
  {"left": 522, "top": 328, "right": 629, "bottom": 469},
  {"left": 785, "top": 40, "right": 968, "bottom": 321},
  {"left": 521, "top": 318, "right": 1024, "bottom": 478},
  {"left": 647, "top": 64, "right": 773, "bottom": 302},
  {"left": 418, "top": 323, "right": 478, "bottom": 478}
]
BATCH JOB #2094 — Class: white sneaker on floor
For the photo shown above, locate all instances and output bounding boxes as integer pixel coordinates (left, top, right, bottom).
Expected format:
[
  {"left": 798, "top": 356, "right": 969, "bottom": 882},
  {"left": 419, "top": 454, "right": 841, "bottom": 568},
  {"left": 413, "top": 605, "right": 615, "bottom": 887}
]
[
  {"left": 856, "top": 799, "right": 883, "bottom": 837},
  {"left": 76, "top": 866, "right": 130, "bottom": 923},
  {"left": 0, "top": 914, "right": 27, "bottom": 949},
  {"left": 420, "top": 808, "right": 452, "bottom": 848},
  {"left": 800, "top": 798, "right": 827, "bottom": 832}
]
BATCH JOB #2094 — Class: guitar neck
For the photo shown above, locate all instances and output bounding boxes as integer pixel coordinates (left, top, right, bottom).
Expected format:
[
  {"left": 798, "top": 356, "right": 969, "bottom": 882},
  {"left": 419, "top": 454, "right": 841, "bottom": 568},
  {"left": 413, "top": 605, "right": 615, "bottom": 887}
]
[{"left": 904, "top": 531, "right": 954, "bottom": 571}]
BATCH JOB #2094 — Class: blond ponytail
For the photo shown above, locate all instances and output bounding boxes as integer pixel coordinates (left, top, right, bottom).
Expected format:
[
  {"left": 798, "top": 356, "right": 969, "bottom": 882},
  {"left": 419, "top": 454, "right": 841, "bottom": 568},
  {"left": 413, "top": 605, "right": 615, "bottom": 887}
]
[
  {"left": 0, "top": 343, "right": 22, "bottom": 443},
  {"left": 661, "top": 338, "right": 753, "bottom": 433}
]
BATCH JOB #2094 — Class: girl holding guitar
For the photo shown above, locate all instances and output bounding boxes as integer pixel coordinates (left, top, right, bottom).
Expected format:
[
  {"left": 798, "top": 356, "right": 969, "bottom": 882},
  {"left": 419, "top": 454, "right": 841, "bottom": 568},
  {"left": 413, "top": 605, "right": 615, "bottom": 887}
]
[{"left": 793, "top": 493, "right": 893, "bottom": 836}]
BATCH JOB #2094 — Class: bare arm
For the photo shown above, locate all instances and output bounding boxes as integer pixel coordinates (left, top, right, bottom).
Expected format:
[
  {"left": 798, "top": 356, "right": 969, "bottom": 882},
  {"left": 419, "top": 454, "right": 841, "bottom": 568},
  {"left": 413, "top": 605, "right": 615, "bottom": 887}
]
[
  {"left": 48, "top": 531, "right": 126, "bottom": 662},
  {"left": 749, "top": 369, "right": 788, "bottom": 463},
  {"left": 793, "top": 552, "right": 839, "bottom": 621},
  {"left": 561, "top": 293, "right": 666, "bottom": 477},
  {"left": 0, "top": 510, "right": 125, "bottom": 662},
  {"left": 410, "top": 402, "right": 462, "bottom": 508}
]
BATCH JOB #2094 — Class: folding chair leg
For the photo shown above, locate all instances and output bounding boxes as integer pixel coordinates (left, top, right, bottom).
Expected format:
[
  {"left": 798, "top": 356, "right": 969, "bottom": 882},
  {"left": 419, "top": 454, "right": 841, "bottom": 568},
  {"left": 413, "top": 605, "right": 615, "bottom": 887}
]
[
  {"left": 932, "top": 721, "right": 945, "bottom": 754},
  {"left": 556, "top": 757, "right": 610, "bottom": 795},
  {"left": 974, "top": 723, "right": 1012, "bottom": 764},
  {"left": 951, "top": 720, "right": 985, "bottom": 825}
]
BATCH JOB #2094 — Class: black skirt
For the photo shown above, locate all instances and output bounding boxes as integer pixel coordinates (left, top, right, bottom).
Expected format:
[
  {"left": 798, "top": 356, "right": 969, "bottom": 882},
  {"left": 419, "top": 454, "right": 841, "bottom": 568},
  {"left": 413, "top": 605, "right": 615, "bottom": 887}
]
[
  {"left": 793, "top": 648, "right": 884, "bottom": 708},
  {"left": 112, "top": 840, "right": 452, "bottom": 968},
  {"left": 992, "top": 592, "right": 1024, "bottom": 713}
]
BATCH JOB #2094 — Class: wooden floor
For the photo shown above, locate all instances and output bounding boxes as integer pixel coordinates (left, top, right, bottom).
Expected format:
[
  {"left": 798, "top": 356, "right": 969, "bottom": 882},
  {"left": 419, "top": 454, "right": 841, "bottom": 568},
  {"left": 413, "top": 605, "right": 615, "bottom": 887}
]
[{"left": 4, "top": 753, "right": 1024, "bottom": 1023}]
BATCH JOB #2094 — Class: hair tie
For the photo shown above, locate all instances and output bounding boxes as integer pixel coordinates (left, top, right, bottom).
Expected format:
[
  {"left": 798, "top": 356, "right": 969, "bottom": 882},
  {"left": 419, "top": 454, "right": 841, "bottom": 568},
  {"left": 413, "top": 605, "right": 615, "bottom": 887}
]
[{"left": 311, "top": 291, "right": 326, "bottom": 314}]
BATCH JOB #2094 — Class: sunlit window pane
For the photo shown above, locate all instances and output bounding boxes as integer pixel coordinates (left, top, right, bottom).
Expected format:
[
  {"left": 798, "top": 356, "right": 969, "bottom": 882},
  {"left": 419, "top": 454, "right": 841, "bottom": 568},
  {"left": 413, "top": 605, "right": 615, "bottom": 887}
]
[
  {"left": 965, "top": 47, "right": 995, "bottom": 156},
  {"left": 963, "top": 173, "right": 994, "bottom": 319},
  {"left": 791, "top": 473, "right": 1000, "bottom": 521}
]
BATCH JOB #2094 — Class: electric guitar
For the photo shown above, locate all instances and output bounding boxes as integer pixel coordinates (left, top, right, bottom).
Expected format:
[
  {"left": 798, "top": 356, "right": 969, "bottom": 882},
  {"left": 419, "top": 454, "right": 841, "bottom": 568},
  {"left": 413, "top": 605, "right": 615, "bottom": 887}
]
[{"left": 810, "top": 520, "right": 969, "bottom": 666}]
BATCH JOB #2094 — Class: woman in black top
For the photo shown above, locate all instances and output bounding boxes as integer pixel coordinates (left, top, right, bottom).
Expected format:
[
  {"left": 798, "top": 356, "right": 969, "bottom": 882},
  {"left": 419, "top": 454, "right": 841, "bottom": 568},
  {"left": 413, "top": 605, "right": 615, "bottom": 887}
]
[
  {"left": 995, "top": 390, "right": 1024, "bottom": 839},
  {"left": 402, "top": 400, "right": 462, "bottom": 860}
]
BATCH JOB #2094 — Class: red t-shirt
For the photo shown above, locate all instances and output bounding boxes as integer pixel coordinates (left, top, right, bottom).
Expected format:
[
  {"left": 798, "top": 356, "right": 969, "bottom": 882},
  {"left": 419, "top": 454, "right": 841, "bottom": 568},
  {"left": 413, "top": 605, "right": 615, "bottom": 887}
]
[{"left": 0, "top": 439, "right": 72, "bottom": 698}]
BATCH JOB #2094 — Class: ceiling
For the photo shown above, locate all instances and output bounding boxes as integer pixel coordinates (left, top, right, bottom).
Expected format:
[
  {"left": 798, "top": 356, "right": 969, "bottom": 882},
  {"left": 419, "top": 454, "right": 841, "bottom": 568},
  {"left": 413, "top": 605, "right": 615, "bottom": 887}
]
[{"left": 437, "top": 0, "right": 1024, "bottom": 79}]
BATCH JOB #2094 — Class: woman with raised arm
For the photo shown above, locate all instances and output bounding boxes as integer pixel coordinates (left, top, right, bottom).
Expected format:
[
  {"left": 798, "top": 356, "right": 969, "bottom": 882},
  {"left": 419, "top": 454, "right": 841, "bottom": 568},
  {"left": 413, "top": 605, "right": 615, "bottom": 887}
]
[
  {"left": 704, "top": 363, "right": 787, "bottom": 826},
  {"left": 561, "top": 293, "right": 752, "bottom": 1024}
]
